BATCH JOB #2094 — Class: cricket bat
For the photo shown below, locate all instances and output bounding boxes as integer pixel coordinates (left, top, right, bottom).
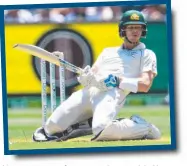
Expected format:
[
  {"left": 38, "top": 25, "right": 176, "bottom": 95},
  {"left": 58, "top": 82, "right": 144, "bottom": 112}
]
[{"left": 13, "top": 44, "right": 83, "bottom": 74}]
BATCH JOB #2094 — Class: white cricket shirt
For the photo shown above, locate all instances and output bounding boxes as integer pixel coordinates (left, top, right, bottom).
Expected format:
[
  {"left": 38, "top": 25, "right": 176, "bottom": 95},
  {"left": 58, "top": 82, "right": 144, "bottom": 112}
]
[{"left": 93, "top": 42, "right": 157, "bottom": 79}]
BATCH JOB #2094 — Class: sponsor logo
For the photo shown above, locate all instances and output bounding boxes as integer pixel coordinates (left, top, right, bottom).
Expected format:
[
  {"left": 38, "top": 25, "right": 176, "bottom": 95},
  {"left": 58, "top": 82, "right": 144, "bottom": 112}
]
[{"left": 130, "top": 13, "right": 140, "bottom": 20}]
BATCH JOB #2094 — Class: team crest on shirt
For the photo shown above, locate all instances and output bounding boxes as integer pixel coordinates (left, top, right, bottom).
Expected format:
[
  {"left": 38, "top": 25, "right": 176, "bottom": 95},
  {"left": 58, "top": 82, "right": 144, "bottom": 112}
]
[{"left": 130, "top": 13, "right": 140, "bottom": 20}]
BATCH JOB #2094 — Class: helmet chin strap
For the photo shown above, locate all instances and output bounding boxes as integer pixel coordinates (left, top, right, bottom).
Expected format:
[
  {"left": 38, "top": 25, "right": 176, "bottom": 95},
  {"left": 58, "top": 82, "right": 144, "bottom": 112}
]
[{"left": 124, "top": 36, "right": 139, "bottom": 45}]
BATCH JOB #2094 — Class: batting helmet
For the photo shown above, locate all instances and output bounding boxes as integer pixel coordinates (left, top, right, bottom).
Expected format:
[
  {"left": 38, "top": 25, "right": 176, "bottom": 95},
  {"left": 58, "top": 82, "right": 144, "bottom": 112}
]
[{"left": 119, "top": 10, "right": 147, "bottom": 38}]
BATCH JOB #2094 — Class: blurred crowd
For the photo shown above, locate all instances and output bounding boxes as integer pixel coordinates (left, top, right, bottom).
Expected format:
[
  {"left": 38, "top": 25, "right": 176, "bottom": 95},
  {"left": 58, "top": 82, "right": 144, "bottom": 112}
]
[{"left": 4, "top": 5, "right": 166, "bottom": 23}]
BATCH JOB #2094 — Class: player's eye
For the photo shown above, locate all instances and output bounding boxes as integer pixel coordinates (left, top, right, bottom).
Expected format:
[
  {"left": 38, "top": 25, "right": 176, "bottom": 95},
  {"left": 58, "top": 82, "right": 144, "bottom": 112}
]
[{"left": 126, "top": 27, "right": 143, "bottom": 31}]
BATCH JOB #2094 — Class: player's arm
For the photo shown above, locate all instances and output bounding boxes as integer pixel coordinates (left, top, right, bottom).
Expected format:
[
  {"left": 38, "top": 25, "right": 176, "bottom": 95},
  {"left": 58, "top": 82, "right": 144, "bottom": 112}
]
[
  {"left": 89, "top": 50, "right": 157, "bottom": 92},
  {"left": 118, "top": 71, "right": 155, "bottom": 93},
  {"left": 118, "top": 50, "right": 157, "bottom": 93},
  {"left": 77, "top": 50, "right": 104, "bottom": 87},
  {"left": 90, "top": 49, "right": 105, "bottom": 74},
  {"left": 137, "top": 50, "right": 157, "bottom": 92},
  {"left": 137, "top": 71, "right": 156, "bottom": 92}
]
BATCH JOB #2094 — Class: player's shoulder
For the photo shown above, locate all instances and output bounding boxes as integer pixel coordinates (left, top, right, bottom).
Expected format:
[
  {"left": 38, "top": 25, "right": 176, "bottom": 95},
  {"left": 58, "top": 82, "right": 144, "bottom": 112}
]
[
  {"left": 99, "top": 46, "right": 121, "bottom": 57},
  {"left": 145, "top": 49, "right": 156, "bottom": 55},
  {"left": 102, "top": 46, "right": 121, "bottom": 52},
  {"left": 144, "top": 48, "right": 156, "bottom": 59}
]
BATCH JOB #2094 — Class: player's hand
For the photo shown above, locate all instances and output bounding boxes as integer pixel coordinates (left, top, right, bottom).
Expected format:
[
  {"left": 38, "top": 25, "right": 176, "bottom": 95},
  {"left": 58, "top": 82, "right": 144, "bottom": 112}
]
[
  {"left": 104, "top": 74, "right": 120, "bottom": 88},
  {"left": 77, "top": 65, "right": 95, "bottom": 87},
  {"left": 91, "top": 74, "right": 120, "bottom": 91}
]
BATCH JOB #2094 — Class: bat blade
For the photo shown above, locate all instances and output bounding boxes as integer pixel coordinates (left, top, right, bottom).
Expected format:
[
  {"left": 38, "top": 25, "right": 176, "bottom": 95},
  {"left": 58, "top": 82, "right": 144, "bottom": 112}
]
[
  {"left": 13, "top": 44, "right": 61, "bottom": 66},
  {"left": 13, "top": 44, "right": 83, "bottom": 74}
]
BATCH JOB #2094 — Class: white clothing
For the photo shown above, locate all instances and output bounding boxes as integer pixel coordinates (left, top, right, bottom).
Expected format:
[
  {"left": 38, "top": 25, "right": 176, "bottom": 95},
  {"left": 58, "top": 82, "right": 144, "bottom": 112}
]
[
  {"left": 45, "top": 87, "right": 125, "bottom": 136},
  {"left": 92, "top": 42, "right": 157, "bottom": 79},
  {"left": 94, "top": 119, "right": 161, "bottom": 141},
  {"left": 45, "top": 42, "right": 159, "bottom": 140},
  {"left": 92, "top": 42, "right": 157, "bottom": 94}
]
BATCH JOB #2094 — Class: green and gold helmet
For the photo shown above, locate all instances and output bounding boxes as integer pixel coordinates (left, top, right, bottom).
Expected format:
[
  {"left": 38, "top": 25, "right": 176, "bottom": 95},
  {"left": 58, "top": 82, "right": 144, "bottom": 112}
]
[{"left": 119, "top": 10, "right": 147, "bottom": 37}]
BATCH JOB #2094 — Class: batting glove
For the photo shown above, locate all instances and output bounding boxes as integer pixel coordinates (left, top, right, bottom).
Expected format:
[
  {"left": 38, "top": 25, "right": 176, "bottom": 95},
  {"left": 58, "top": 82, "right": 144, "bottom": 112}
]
[
  {"left": 104, "top": 74, "right": 120, "bottom": 88},
  {"left": 90, "top": 74, "right": 120, "bottom": 91},
  {"left": 77, "top": 65, "right": 95, "bottom": 87}
]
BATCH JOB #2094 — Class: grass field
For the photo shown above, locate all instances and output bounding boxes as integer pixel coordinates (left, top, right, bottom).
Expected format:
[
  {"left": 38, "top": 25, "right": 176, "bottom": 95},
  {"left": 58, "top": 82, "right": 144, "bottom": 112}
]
[{"left": 7, "top": 105, "right": 171, "bottom": 150}]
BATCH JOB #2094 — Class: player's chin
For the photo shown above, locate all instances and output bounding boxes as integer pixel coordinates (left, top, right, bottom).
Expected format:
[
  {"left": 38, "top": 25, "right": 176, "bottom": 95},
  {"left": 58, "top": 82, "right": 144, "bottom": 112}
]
[{"left": 130, "top": 37, "right": 139, "bottom": 43}]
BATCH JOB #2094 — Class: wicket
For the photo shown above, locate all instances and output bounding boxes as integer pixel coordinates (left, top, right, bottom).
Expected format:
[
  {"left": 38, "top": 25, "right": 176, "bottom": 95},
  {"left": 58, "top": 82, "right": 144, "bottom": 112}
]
[{"left": 41, "top": 56, "right": 65, "bottom": 127}]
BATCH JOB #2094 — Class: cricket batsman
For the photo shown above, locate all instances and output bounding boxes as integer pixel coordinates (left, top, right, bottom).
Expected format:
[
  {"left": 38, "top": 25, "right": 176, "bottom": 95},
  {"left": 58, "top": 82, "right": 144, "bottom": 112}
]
[{"left": 33, "top": 10, "right": 161, "bottom": 142}]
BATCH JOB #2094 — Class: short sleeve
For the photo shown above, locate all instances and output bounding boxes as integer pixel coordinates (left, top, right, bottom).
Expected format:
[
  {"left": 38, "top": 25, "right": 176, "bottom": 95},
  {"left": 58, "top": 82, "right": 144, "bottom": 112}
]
[{"left": 141, "top": 49, "right": 157, "bottom": 76}]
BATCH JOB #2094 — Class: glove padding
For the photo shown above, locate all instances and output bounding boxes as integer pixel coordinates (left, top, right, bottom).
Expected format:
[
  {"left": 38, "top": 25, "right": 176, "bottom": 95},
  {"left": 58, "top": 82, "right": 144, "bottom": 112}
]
[
  {"left": 104, "top": 74, "right": 120, "bottom": 88},
  {"left": 77, "top": 65, "right": 120, "bottom": 91},
  {"left": 93, "top": 74, "right": 120, "bottom": 91},
  {"left": 77, "top": 65, "right": 95, "bottom": 87}
]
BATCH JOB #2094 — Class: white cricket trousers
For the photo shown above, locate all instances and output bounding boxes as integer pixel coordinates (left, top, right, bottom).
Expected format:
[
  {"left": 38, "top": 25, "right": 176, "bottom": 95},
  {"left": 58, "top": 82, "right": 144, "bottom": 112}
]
[
  {"left": 44, "top": 87, "right": 161, "bottom": 140},
  {"left": 44, "top": 87, "right": 126, "bottom": 136}
]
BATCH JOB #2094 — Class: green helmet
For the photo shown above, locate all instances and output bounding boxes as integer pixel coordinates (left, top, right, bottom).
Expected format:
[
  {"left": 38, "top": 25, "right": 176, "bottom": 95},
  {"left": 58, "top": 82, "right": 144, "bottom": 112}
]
[{"left": 119, "top": 10, "right": 147, "bottom": 37}]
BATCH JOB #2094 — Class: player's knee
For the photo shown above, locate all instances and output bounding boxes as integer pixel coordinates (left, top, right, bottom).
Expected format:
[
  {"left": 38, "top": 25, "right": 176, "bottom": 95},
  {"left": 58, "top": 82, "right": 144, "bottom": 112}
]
[
  {"left": 92, "top": 124, "right": 104, "bottom": 136},
  {"left": 92, "top": 121, "right": 122, "bottom": 141},
  {"left": 92, "top": 121, "right": 108, "bottom": 136}
]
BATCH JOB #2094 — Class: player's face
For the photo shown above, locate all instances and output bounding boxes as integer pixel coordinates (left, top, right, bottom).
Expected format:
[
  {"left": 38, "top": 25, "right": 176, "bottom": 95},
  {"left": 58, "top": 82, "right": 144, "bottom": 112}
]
[{"left": 125, "top": 25, "right": 143, "bottom": 43}]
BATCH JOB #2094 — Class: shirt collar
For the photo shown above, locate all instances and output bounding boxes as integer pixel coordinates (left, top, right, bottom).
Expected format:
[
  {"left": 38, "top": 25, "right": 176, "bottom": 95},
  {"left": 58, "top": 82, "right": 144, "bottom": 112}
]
[
  {"left": 132, "top": 42, "right": 146, "bottom": 50},
  {"left": 120, "top": 42, "right": 146, "bottom": 50}
]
